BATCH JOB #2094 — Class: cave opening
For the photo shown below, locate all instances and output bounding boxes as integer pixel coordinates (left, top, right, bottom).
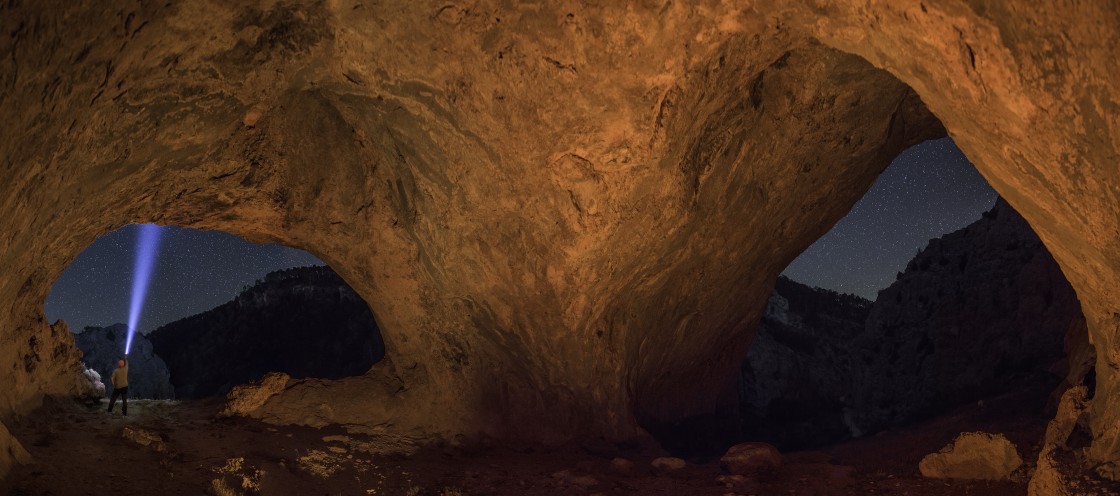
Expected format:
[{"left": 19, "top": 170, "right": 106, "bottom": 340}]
[
  {"left": 731, "top": 137, "right": 1088, "bottom": 455},
  {"left": 44, "top": 224, "right": 385, "bottom": 402}
]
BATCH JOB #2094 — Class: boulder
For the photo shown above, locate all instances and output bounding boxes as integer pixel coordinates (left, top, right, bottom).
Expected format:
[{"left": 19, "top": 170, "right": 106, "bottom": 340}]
[
  {"left": 76, "top": 367, "right": 105, "bottom": 399},
  {"left": 918, "top": 432, "right": 1021, "bottom": 480},
  {"left": 720, "top": 442, "right": 782, "bottom": 475},
  {"left": 122, "top": 427, "right": 165, "bottom": 452},
  {"left": 220, "top": 372, "right": 291, "bottom": 418}
]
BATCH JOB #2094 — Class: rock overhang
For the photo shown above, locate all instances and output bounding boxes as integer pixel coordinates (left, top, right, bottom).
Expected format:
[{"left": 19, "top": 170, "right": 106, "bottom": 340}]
[{"left": 1, "top": 1, "right": 1118, "bottom": 490}]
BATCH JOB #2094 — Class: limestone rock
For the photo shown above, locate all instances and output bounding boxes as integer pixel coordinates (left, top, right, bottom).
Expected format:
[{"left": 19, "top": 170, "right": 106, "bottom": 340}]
[
  {"left": 1028, "top": 385, "right": 1120, "bottom": 493},
  {"left": 1030, "top": 447, "right": 1074, "bottom": 496},
  {"left": 122, "top": 427, "right": 166, "bottom": 452},
  {"left": 849, "top": 199, "right": 1080, "bottom": 433},
  {"left": 918, "top": 432, "right": 1021, "bottom": 480},
  {"left": 0, "top": 0, "right": 944, "bottom": 452},
  {"left": 76, "top": 367, "right": 105, "bottom": 399},
  {"left": 213, "top": 457, "right": 265, "bottom": 495},
  {"left": 1044, "top": 386, "right": 1090, "bottom": 449},
  {"left": 0, "top": 422, "right": 31, "bottom": 481},
  {"left": 720, "top": 442, "right": 782, "bottom": 475},
  {"left": 1028, "top": 447, "right": 1120, "bottom": 496},
  {"left": 2, "top": 1, "right": 1120, "bottom": 489},
  {"left": 220, "top": 372, "right": 291, "bottom": 418},
  {"left": 74, "top": 324, "right": 174, "bottom": 399},
  {"left": 651, "top": 457, "right": 687, "bottom": 472}
]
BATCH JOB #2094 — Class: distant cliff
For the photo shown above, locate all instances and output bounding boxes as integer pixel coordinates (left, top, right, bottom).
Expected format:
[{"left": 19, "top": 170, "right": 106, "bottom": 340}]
[
  {"left": 848, "top": 198, "right": 1080, "bottom": 432},
  {"left": 742, "top": 199, "right": 1081, "bottom": 449},
  {"left": 739, "top": 277, "right": 871, "bottom": 449},
  {"left": 147, "top": 266, "right": 384, "bottom": 399},
  {"left": 74, "top": 323, "right": 174, "bottom": 399}
]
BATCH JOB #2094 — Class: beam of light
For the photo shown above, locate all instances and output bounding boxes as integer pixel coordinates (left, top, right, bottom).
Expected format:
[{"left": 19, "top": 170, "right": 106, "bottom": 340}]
[{"left": 125, "top": 224, "right": 162, "bottom": 355}]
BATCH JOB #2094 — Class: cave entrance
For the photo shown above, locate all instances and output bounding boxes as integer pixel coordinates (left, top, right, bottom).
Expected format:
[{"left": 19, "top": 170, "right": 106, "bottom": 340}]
[
  {"left": 735, "top": 137, "right": 1087, "bottom": 453},
  {"left": 45, "top": 224, "right": 385, "bottom": 402}
]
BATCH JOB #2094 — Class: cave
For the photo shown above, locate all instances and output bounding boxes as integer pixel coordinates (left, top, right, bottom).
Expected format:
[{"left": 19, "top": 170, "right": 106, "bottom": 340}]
[
  {"left": 45, "top": 223, "right": 384, "bottom": 401},
  {"left": 2, "top": 1, "right": 1119, "bottom": 494}
]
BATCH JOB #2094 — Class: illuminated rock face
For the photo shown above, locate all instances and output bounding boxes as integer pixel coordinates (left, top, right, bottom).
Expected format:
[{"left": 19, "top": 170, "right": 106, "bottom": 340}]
[{"left": 0, "top": 0, "right": 1117, "bottom": 486}]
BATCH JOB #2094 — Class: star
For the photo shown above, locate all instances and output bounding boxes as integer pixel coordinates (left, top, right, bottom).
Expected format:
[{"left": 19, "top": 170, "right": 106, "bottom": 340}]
[
  {"left": 782, "top": 137, "right": 997, "bottom": 299},
  {"left": 45, "top": 225, "right": 324, "bottom": 334}
]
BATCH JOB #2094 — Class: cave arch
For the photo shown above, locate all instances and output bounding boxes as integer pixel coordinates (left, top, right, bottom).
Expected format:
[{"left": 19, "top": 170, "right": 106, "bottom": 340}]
[
  {"left": 766, "top": 1, "right": 1120, "bottom": 469},
  {"left": 724, "top": 137, "right": 1087, "bottom": 456},
  {"left": 46, "top": 224, "right": 386, "bottom": 401},
  {"left": 1, "top": 1, "right": 1117, "bottom": 487}
]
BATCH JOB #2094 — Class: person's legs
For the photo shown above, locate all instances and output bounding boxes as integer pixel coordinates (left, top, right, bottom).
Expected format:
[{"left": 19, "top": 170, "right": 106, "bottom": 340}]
[
  {"left": 121, "top": 387, "right": 128, "bottom": 416},
  {"left": 107, "top": 389, "right": 119, "bottom": 413}
]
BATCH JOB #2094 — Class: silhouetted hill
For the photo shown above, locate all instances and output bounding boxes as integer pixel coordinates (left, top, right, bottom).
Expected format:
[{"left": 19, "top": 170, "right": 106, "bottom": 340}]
[{"left": 147, "top": 266, "right": 384, "bottom": 399}]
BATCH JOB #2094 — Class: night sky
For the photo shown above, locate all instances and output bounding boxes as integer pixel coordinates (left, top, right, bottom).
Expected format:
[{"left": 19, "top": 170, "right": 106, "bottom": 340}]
[
  {"left": 782, "top": 138, "right": 997, "bottom": 299},
  {"left": 45, "top": 226, "right": 324, "bottom": 334}
]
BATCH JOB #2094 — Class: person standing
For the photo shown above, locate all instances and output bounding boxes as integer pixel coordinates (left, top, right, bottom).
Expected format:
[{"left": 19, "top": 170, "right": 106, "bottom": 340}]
[{"left": 108, "top": 357, "right": 129, "bottom": 416}]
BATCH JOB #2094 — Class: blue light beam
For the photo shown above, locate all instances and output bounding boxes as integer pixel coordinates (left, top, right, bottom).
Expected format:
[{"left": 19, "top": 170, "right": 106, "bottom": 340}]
[{"left": 125, "top": 224, "right": 162, "bottom": 354}]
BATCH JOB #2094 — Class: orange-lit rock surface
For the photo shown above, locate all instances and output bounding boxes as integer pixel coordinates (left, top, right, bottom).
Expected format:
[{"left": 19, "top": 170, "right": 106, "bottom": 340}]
[{"left": 1, "top": 1, "right": 1117, "bottom": 491}]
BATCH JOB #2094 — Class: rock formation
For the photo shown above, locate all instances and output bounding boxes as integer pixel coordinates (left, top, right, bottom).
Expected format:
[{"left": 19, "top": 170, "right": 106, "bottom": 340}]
[
  {"left": 849, "top": 198, "right": 1082, "bottom": 432},
  {"left": 918, "top": 432, "right": 1022, "bottom": 481},
  {"left": 740, "top": 277, "right": 872, "bottom": 449},
  {"left": 77, "top": 367, "right": 105, "bottom": 400},
  {"left": 148, "top": 266, "right": 383, "bottom": 399},
  {"left": 74, "top": 324, "right": 174, "bottom": 400},
  {"left": 742, "top": 199, "right": 1082, "bottom": 449},
  {"left": 1, "top": 1, "right": 1118, "bottom": 491}
]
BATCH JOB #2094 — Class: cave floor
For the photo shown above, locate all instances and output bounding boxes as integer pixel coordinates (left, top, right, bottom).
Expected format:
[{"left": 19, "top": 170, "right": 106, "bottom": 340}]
[{"left": 5, "top": 391, "right": 1047, "bottom": 496}]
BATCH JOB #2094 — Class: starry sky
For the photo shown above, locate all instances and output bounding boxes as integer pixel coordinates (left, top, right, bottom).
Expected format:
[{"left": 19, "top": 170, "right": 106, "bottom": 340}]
[
  {"left": 781, "top": 138, "right": 997, "bottom": 300},
  {"left": 45, "top": 226, "right": 324, "bottom": 334}
]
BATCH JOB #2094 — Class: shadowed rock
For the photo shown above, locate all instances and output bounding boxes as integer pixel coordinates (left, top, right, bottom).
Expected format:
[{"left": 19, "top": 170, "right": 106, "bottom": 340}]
[
  {"left": 741, "top": 199, "right": 1082, "bottom": 451},
  {"left": 0, "top": 2, "right": 1118, "bottom": 492},
  {"left": 147, "top": 266, "right": 383, "bottom": 399}
]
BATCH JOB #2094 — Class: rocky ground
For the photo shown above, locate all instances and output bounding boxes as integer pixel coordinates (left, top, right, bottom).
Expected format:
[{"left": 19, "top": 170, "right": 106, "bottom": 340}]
[{"left": 3, "top": 386, "right": 1054, "bottom": 496}]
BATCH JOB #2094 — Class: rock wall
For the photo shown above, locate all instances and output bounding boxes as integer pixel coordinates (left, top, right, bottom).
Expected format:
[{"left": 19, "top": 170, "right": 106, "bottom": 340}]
[
  {"left": 74, "top": 324, "right": 174, "bottom": 400},
  {"left": 148, "top": 266, "right": 383, "bottom": 399},
  {"left": 850, "top": 198, "right": 1081, "bottom": 432},
  {"left": 0, "top": 0, "right": 940, "bottom": 446},
  {"left": 741, "top": 199, "right": 1083, "bottom": 451},
  {"left": 0, "top": 0, "right": 1118, "bottom": 488},
  {"left": 740, "top": 277, "right": 871, "bottom": 449}
]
